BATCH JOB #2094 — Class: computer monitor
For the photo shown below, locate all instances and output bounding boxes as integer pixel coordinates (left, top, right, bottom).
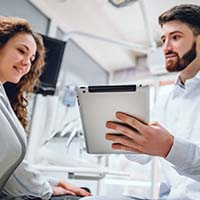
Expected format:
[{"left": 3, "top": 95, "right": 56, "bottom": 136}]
[{"left": 37, "top": 34, "right": 66, "bottom": 95}]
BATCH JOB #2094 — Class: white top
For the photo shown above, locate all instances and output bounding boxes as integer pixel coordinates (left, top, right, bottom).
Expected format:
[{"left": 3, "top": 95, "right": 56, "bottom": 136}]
[
  {"left": 127, "top": 71, "right": 200, "bottom": 200},
  {"left": 0, "top": 84, "right": 56, "bottom": 199}
]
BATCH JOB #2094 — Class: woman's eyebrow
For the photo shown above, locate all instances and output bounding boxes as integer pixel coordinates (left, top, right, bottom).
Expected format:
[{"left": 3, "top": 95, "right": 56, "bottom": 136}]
[
  {"left": 20, "top": 44, "right": 36, "bottom": 57},
  {"left": 21, "top": 44, "right": 30, "bottom": 51}
]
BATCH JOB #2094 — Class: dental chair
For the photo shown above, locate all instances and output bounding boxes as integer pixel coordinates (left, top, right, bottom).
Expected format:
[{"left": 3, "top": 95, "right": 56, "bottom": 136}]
[
  {"left": 0, "top": 194, "right": 82, "bottom": 200},
  {"left": 29, "top": 195, "right": 82, "bottom": 200},
  {"left": 50, "top": 195, "right": 82, "bottom": 200}
]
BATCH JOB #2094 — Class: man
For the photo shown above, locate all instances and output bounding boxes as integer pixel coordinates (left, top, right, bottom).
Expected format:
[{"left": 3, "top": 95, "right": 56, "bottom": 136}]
[{"left": 82, "top": 4, "right": 200, "bottom": 200}]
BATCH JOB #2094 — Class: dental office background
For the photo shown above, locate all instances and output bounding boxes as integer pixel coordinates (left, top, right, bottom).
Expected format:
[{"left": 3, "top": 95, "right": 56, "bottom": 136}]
[{"left": 1, "top": 0, "right": 195, "bottom": 199}]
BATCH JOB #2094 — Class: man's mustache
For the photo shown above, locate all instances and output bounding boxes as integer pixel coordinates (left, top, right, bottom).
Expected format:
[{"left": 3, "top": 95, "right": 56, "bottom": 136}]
[{"left": 165, "top": 51, "right": 178, "bottom": 58}]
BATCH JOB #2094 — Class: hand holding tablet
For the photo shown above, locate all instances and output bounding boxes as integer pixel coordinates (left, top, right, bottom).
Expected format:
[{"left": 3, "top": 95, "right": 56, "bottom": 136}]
[
  {"left": 76, "top": 85, "right": 150, "bottom": 154},
  {"left": 106, "top": 112, "right": 174, "bottom": 157}
]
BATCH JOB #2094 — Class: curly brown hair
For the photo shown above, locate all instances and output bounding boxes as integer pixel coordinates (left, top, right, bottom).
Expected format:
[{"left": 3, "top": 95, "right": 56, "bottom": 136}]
[{"left": 0, "top": 16, "right": 45, "bottom": 130}]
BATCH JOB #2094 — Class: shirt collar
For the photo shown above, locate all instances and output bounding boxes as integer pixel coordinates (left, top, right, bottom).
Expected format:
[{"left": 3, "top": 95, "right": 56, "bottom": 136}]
[
  {"left": 175, "top": 75, "right": 185, "bottom": 89},
  {"left": 195, "top": 70, "right": 200, "bottom": 80},
  {"left": 175, "top": 70, "right": 200, "bottom": 88}
]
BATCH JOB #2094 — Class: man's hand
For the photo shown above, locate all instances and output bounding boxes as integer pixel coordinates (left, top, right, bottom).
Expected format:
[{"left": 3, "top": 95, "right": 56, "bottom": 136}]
[
  {"left": 105, "top": 112, "right": 174, "bottom": 158},
  {"left": 52, "top": 181, "right": 92, "bottom": 197}
]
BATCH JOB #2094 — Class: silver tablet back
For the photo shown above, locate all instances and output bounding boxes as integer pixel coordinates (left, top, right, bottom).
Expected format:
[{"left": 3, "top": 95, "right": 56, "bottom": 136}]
[{"left": 76, "top": 85, "right": 149, "bottom": 154}]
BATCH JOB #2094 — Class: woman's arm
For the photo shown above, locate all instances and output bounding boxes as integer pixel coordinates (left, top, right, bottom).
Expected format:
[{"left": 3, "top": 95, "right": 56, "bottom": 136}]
[
  {"left": 2, "top": 159, "right": 52, "bottom": 199},
  {"left": 2, "top": 159, "right": 91, "bottom": 199}
]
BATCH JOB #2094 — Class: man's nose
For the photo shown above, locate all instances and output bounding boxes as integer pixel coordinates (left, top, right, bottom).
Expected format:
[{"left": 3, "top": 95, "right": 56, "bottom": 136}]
[{"left": 163, "top": 40, "right": 173, "bottom": 54}]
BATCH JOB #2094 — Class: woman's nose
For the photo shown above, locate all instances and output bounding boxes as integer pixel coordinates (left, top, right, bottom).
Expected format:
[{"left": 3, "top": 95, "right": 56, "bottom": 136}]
[{"left": 21, "top": 57, "right": 31, "bottom": 68}]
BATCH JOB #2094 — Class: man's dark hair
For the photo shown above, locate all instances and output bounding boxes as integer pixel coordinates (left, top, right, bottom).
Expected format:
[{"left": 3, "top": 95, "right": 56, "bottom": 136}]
[{"left": 159, "top": 4, "right": 200, "bottom": 35}]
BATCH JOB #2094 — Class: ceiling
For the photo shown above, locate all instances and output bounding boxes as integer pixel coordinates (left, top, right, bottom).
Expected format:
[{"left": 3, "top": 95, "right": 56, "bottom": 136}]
[{"left": 31, "top": 0, "right": 200, "bottom": 72}]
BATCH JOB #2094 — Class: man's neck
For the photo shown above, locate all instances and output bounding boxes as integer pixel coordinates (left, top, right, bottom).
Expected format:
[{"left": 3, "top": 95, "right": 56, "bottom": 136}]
[{"left": 180, "top": 65, "right": 200, "bottom": 84}]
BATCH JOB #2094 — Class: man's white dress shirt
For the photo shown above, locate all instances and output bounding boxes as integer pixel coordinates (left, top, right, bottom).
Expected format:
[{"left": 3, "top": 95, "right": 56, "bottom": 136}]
[
  {"left": 82, "top": 71, "right": 200, "bottom": 200},
  {"left": 154, "top": 71, "right": 200, "bottom": 199}
]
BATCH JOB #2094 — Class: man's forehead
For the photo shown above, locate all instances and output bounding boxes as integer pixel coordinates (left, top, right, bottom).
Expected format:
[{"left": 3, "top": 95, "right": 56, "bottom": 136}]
[{"left": 161, "top": 20, "right": 190, "bottom": 37}]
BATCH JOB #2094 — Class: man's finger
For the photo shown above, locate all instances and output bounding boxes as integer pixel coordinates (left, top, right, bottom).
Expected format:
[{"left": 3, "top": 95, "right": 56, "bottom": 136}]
[
  {"left": 115, "top": 112, "right": 148, "bottom": 133},
  {"left": 112, "top": 143, "right": 143, "bottom": 153},
  {"left": 106, "top": 132, "right": 144, "bottom": 148},
  {"left": 106, "top": 122, "right": 143, "bottom": 141}
]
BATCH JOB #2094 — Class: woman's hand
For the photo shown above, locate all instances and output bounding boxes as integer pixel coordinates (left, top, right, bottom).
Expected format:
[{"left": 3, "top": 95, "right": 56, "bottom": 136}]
[{"left": 52, "top": 181, "right": 92, "bottom": 197}]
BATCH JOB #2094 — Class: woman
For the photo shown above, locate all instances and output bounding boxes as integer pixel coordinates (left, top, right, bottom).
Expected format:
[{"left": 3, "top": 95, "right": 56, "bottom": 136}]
[{"left": 0, "top": 16, "right": 91, "bottom": 199}]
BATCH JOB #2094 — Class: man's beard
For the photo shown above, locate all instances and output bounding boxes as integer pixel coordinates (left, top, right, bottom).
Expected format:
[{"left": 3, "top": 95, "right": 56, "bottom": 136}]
[{"left": 165, "top": 41, "right": 197, "bottom": 72}]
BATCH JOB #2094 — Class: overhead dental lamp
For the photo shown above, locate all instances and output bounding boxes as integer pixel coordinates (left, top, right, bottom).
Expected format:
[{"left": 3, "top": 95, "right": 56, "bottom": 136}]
[{"left": 108, "top": 0, "right": 138, "bottom": 8}]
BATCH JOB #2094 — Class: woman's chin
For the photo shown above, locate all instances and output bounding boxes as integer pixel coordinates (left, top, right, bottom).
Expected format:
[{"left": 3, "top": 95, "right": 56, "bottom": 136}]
[{"left": 10, "top": 78, "right": 21, "bottom": 84}]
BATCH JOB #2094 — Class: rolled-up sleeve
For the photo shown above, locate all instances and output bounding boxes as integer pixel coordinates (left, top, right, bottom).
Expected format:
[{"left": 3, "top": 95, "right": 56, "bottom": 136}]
[
  {"left": 166, "top": 137, "right": 200, "bottom": 182},
  {"left": 125, "top": 154, "right": 152, "bottom": 164}
]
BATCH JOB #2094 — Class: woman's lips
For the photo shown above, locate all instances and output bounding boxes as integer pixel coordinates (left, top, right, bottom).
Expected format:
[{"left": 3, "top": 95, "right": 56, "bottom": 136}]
[{"left": 13, "top": 66, "right": 24, "bottom": 74}]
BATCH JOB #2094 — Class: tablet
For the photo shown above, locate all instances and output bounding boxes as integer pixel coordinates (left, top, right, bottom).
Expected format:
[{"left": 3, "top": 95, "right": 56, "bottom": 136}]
[{"left": 76, "top": 85, "right": 149, "bottom": 154}]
